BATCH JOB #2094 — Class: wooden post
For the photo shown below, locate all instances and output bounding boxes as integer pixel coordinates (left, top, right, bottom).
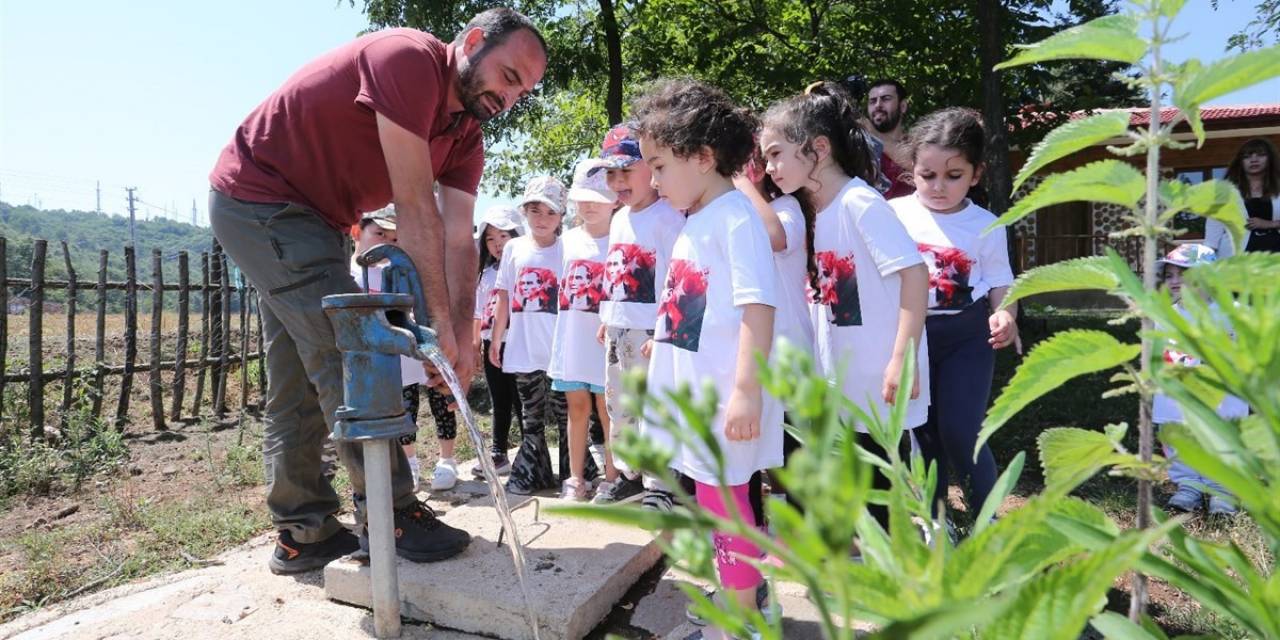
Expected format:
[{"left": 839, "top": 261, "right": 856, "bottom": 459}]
[
  {"left": 210, "top": 245, "right": 227, "bottom": 417},
  {"left": 29, "top": 239, "right": 47, "bottom": 441},
  {"left": 59, "top": 242, "right": 78, "bottom": 428},
  {"left": 254, "top": 288, "right": 265, "bottom": 402},
  {"left": 114, "top": 245, "right": 137, "bottom": 428},
  {"left": 0, "top": 237, "right": 8, "bottom": 423},
  {"left": 149, "top": 249, "right": 166, "bottom": 431},
  {"left": 91, "top": 250, "right": 107, "bottom": 420},
  {"left": 192, "top": 252, "right": 210, "bottom": 416},
  {"left": 170, "top": 252, "right": 189, "bottom": 422},
  {"left": 238, "top": 272, "right": 249, "bottom": 415}
]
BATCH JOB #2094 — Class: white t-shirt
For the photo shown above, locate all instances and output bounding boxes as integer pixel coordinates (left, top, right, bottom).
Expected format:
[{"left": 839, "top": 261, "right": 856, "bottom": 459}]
[
  {"left": 1153, "top": 302, "right": 1249, "bottom": 424},
  {"left": 891, "top": 195, "right": 1015, "bottom": 315},
  {"left": 813, "top": 177, "right": 931, "bottom": 431},
  {"left": 494, "top": 235, "right": 563, "bottom": 374},
  {"left": 548, "top": 227, "right": 609, "bottom": 386},
  {"left": 474, "top": 264, "right": 500, "bottom": 342},
  {"left": 350, "top": 257, "right": 429, "bottom": 388},
  {"left": 770, "top": 195, "right": 816, "bottom": 359},
  {"left": 644, "top": 189, "right": 783, "bottom": 486},
  {"left": 599, "top": 198, "right": 686, "bottom": 330}
]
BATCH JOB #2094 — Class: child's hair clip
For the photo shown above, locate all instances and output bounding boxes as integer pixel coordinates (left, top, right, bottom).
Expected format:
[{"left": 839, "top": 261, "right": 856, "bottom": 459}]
[{"left": 804, "top": 81, "right": 826, "bottom": 95}]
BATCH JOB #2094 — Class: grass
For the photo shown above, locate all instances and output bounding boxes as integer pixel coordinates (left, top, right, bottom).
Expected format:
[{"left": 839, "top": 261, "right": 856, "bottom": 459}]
[{"left": 0, "top": 487, "right": 268, "bottom": 621}]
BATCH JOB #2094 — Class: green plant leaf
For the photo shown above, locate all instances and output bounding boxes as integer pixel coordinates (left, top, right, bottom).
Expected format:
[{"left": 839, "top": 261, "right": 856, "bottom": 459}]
[
  {"left": 1037, "top": 428, "right": 1129, "bottom": 495},
  {"left": 1159, "top": 179, "right": 1246, "bottom": 248},
  {"left": 1090, "top": 612, "right": 1168, "bottom": 640},
  {"left": 1156, "top": 0, "right": 1187, "bottom": 17},
  {"left": 981, "top": 521, "right": 1178, "bottom": 640},
  {"left": 1174, "top": 45, "right": 1280, "bottom": 145},
  {"left": 870, "top": 596, "right": 1015, "bottom": 640},
  {"left": 980, "top": 330, "right": 1140, "bottom": 449},
  {"left": 995, "top": 14, "right": 1146, "bottom": 70},
  {"left": 973, "top": 451, "right": 1025, "bottom": 534},
  {"left": 1000, "top": 257, "right": 1121, "bottom": 309},
  {"left": 1013, "top": 111, "right": 1133, "bottom": 192},
  {"left": 990, "top": 160, "right": 1145, "bottom": 230}
]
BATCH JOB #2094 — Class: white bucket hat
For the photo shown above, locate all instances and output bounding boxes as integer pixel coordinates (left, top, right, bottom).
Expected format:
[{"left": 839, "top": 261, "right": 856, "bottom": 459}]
[
  {"left": 568, "top": 158, "right": 617, "bottom": 205},
  {"left": 474, "top": 204, "right": 524, "bottom": 239}
]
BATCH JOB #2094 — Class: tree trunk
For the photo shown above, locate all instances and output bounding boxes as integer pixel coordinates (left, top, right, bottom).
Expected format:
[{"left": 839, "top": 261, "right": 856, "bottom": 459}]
[
  {"left": 598, "top": 0, "right": 624, "bottom": 125},
  {"left": 978, "top": 0, "right": 1013, "bottom": 216}
]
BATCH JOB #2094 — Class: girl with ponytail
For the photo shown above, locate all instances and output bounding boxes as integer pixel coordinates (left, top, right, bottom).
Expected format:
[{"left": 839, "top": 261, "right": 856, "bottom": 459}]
[{"left": 760, "top": 81, "right": 941, "bottom": 529}]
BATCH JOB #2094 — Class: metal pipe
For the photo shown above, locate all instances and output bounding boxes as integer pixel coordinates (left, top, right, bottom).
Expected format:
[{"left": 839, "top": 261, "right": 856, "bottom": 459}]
[{"left": 363, "top": 438, "right": 401, "bottom": 638}]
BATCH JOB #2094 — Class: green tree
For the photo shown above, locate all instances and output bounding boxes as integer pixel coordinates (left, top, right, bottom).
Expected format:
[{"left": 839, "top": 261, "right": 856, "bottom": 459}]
[{"left": 352, "top": 0, "right": 1142, "bottom": 201}]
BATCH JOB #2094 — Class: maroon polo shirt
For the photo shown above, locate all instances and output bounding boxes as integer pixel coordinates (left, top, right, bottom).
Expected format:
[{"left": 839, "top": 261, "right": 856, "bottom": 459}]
[
  {"left": 881, "top": 151, "right": 915, "bottom": 200},
  {"left": 209, "top": 28, "right": 484, "bottom": 229}
]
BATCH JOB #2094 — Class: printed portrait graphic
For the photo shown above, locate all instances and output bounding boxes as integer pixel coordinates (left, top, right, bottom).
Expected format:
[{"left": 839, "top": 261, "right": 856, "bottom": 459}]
[
  {"left": 815, "top": 250, "right": 862, "bottom": 327},
  {"left": 480, "top": 290, "right": 500, "bottom": 331},
  {"left": 604, "top": 243, "right": 658, "bottom": 304},
  {"left": 559, "top": 259, "right": 607, "bottom": 313},
  {"left": 512, "top": 267, "right": 559, "bottom": 314},
  {"left": 918, "top": 243, "right": 974, "bottom": 310},
  {"left": 655, "top": 259, "right": 709, "bottom": 352}
]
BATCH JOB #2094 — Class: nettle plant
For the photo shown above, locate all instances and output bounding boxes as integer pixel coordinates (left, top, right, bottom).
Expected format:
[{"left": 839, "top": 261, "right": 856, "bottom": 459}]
[
  {"left": 979, "top": 0, "right": 1280, "bottom": 634},
  {"left": 555, "top": 1, "right": 1280, "bottom": 638}
]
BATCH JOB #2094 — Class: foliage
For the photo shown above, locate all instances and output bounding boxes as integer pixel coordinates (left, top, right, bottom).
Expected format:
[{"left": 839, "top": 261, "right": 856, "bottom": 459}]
[
  {"left": 0, "top": 201, "right": 216, "bottom": 312},
  {"left": 983, "top": 0, "right": 1280, "bottom": 632},
  {"left": 1212, "top": 0, "right": 1280, "bottom": 51},
  {"left": 353, "top": 0, "right": 1143, "bottom": 196},
  {"left": 551, "top": 345, "right": 1182, "bottom": 638}
]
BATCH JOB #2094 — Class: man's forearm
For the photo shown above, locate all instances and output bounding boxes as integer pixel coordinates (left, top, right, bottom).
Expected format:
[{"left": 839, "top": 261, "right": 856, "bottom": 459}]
[
  {"left": 395, "top": 200, "right": 454, "bottom": 337},
  {"left": 445, "top": 240, "right": 478, "bottom": 336}
]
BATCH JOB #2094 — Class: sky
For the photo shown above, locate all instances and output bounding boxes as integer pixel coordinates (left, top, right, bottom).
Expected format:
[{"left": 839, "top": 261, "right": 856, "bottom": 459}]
[{"left": 1, "top": 0, "right": 1276, "bottom": 225}]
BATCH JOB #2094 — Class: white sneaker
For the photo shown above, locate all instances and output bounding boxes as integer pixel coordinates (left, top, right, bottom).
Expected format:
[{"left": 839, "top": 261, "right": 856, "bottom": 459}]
[
  {"left": 560, "top": 477, "right": 588, "bottom": 502},
  {"left": 406, "top": 456, "right": 421, "bottom": 488},
  {"left": 431, "top": 458, "right": 458, "bottom": 491}
]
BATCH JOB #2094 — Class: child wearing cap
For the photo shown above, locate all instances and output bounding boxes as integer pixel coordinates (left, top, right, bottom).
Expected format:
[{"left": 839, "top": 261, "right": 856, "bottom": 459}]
[
  {"left": 351, "top": 208, "right": 461, "bottom": 490},
  {"left": 490, "top": 176, "right": 574, "bottom": 494},
  {"left": 594, "top": 123, "right": 689, "bottom": 508},
  {"left": 471, "top": 205, "right": 527, "bottom": 478},
  {"left": 549, "top": 159, "right": 619, "bottom": 501},
  {"left": 1155, "top": 243, "right": 1248, "bottom": 516}
]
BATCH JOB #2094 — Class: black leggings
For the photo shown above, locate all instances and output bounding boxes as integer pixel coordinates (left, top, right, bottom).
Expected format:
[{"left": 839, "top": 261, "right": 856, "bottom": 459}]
[
  {"left": 482, "top": 339, "right": 523, "bottom": 454},
  {"left": 396, "top": 384, "right": 458, "bottom": 446}
]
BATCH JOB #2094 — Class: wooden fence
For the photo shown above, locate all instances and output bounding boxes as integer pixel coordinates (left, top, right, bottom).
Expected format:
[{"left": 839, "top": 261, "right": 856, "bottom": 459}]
[{"left": 0, "top": 236, "right": 266, "bottom": 440}]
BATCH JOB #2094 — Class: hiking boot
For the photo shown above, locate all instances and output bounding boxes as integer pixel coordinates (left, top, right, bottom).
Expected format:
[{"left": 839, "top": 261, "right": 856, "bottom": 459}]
[
  {"left": 392, "top": 499, "right": 471, "bottom": 563},
  {"left": 592, "top": 475, "right": 644, "bottom": 504},
  {"left": 471, "top": 452, "right": 512, "bottom": 479},
  {"left": 1166, "top": 484, "right": 1203, "bottom": 513},
  {"left": 686, "top": 582, "right": 777, "bottom": 627},
  {"left": 431, "top": 458, "right": 459, "bottom": 491},
  {"left": 268, "top": 528, "right": 359, "bottom": 575},
  {"left": 1208, "top": 495, "right": 1238, "bottom": 516}
]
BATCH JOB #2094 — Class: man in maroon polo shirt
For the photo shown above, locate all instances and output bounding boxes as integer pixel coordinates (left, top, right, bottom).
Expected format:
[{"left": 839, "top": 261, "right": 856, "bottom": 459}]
[
  {"left": 208, "top": 8, "right": 547, "bottom": 574},
  {"left": 867, "top": 78, "right": 915, "bottom": 200}
]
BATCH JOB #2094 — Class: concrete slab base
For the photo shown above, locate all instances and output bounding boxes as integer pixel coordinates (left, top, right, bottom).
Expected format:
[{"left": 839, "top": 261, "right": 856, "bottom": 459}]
[{"left": 324, "top": 495, "right": 662, "bottom": 640}]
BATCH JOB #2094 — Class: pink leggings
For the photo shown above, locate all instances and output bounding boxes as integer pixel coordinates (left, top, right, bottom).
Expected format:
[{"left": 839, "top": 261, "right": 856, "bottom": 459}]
[{"left": 696, "top": 481, "right": 763, "bottom": 590}]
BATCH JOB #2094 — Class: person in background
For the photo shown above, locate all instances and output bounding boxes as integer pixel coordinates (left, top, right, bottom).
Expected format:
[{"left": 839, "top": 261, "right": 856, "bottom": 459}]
[
  {"left": 490, "top": 177, "right": 570, "bottom": 494},
  {"left": 594, "top": 123, "right": 688, "bottom": 509},
  {"left": 866, "top": 78, "right": 915, "bottom": 200},
  {"left": 1154, "top": 244, "right": 1248, "bottom": 516},
  {"left": 471, "top": 205, "right": 526, "bottom": 478},
  {"left": 550, "top": 158, "right": 617, "bottom": 501},
  {"left": 891, "top": 107, "right": 1017, "bottom": 519},
  {"left": 1208, "top": 137, "right": 1280, "bottom": 255}
]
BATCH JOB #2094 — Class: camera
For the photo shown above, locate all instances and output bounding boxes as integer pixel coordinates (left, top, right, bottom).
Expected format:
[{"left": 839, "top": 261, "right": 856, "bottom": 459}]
[{"left": 841, "top": 75, "right": 869, "bottom": 103}]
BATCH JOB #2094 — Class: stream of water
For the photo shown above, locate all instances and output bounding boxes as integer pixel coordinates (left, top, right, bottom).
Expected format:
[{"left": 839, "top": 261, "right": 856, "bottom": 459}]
[{"left": 418, "top": 345, "right": 542, "bottom": 640}]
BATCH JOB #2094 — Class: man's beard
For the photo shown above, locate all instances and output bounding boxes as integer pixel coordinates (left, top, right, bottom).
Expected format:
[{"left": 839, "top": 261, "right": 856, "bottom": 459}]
[
  {"left": 457, "top": 54, "right": 501, "bottom": 122},
  {"left": 871, "top": 109, "right": 902, "bottom": 134}
]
